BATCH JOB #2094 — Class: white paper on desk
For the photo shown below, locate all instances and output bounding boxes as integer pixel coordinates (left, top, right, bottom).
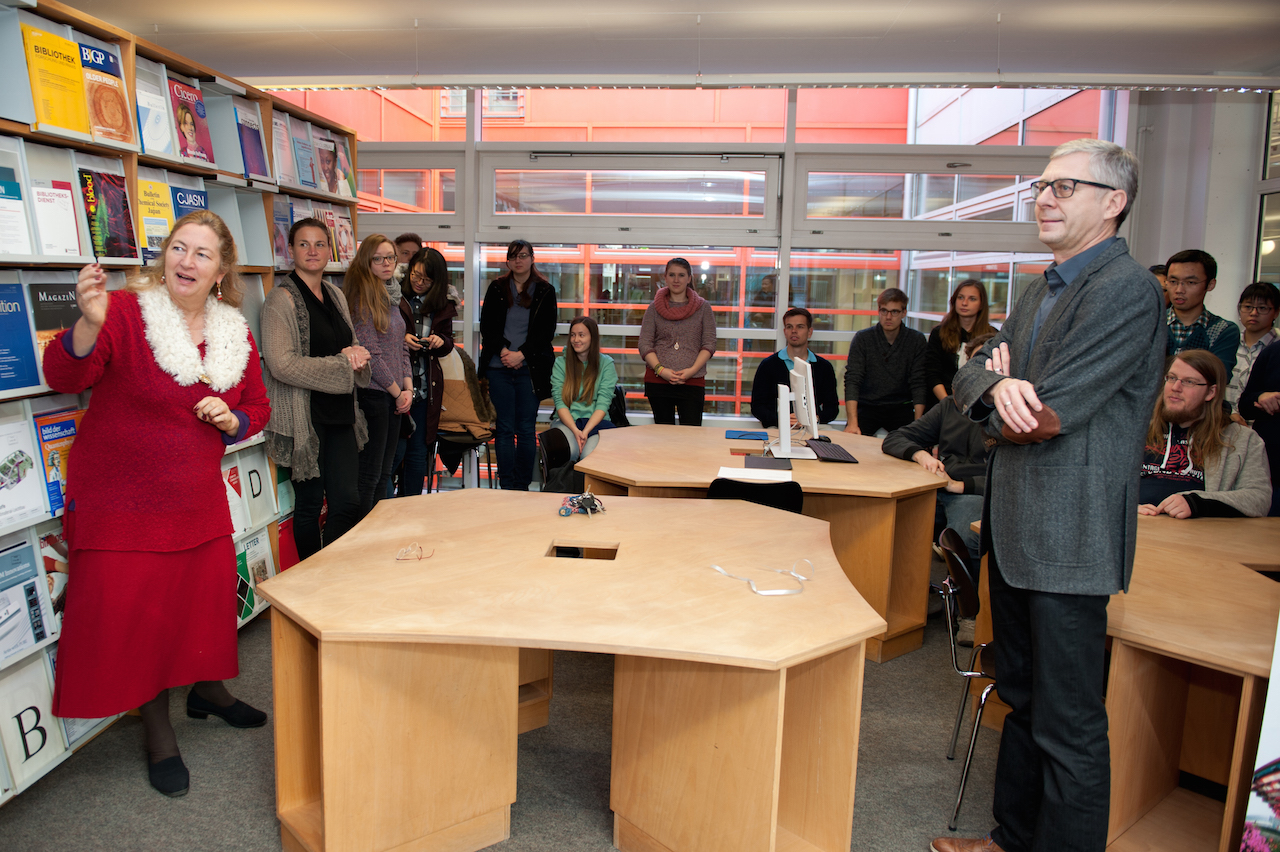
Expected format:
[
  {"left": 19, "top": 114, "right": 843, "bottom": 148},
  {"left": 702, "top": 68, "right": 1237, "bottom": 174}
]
[{"left": 715, "top": 466, "right": 792, "bottom": 483}]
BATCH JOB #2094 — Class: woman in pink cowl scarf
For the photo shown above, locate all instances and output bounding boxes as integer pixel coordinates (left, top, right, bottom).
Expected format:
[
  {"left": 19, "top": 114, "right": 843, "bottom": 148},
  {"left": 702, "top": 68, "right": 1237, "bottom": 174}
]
[{"left": 638, "top": 257, "right": 717, "bottom": 425}]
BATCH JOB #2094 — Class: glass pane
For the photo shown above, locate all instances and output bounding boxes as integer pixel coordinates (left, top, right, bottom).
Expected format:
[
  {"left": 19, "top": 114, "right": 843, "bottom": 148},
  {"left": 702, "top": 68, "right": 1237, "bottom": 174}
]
[
  {"left": 957, "top": 175, "right": 1017, "bottom": 203},
  {"left": 1012, "top": 261, "right": 1050, "bottom": 313},
  {"left": 913, "top": 175, "right": 956, "bottom": 217},
  {"left": 1259, "top": 194, "right": 1280, "bottom": 285},
  {"left": 264, "top": 88, "right": 463, "bottom": 142},
  {"left": 359, "top": 169, "right": 456, "bottom": 213},
  {"left": 494, "top": 170, "right": 766, "bottom": 217},
  {"left": 1269, "top": 95, "right": 1280, "bottom": 180},
  {"left": 479, "top": 88, "right": 788, "bottom": 144},
  {"left": 796, "top": 89, "right": 910, "bottom": 144},
  {"left": 1024, "top": 90, "right": 1101, "bottom": 147},
  {"left": 479, "top": 244, "right": 586, "bottom": 322},
  {"left": 789, "top": 249, "right": 901, "bottom": 334},
  {"left": 807, "top": 173, "right": 904, "bottom": 219}
]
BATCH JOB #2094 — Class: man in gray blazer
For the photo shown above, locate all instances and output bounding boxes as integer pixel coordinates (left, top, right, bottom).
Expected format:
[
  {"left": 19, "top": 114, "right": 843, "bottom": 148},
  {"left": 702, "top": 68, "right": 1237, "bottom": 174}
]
[{"left": 932, "top": 140, "right": 1166, "bottom": 852}]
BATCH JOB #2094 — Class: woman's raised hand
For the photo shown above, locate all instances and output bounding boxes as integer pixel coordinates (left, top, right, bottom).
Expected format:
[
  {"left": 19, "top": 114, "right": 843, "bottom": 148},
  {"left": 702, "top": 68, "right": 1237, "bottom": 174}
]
[{"left": 76, "top": 263, "right": 109, "bottom": 329}]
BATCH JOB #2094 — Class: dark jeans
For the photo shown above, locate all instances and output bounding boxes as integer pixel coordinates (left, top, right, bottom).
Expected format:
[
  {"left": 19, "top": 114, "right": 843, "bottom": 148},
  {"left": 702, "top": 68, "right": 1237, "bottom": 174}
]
[
  {"left": 356, "top": 388, "right": 400, "bottom": 515},
  {"left": 855, "top": 401, "right": 915, "bottom": 436},
  {"left": 489, "top": 365, "right": 538, "bottom": 490},
  {"left": 988, "top": 549, "right": 1111, "bottom": 852},
  {"left": 398, "top": 396, "right": 432, "bottom": 497},
  {"left": 292, "top": 422, "right": 361, "bottom": 560},
  {"left": 645, "top": 382, "right": 705, "bottom": 426}
]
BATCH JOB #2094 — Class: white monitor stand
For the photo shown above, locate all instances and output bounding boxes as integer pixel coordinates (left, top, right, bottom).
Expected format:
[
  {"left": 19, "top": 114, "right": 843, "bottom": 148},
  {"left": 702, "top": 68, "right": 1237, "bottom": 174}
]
[{"left": 769, "top": 360, "right": 819, "bottom": 460}]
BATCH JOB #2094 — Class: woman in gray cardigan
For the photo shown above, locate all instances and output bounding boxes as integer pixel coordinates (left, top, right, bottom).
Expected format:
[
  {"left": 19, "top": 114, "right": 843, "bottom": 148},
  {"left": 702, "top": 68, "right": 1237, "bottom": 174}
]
[
  {"left": 638, "top": 257, "right": 717, "bottom": 425},
  {"left": 262, "top": 219, "right": 371, "bottom": 558}
]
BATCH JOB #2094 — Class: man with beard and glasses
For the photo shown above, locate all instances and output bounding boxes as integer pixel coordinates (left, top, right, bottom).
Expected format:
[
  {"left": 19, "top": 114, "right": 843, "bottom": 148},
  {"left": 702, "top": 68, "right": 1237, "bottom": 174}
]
[{"left": 1139, "top": 349, "right": 1271, "bottom": 519}]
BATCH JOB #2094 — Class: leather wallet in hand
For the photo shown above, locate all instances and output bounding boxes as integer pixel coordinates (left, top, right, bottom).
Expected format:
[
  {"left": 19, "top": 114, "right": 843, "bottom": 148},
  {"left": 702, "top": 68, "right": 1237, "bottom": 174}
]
[{"left": 1001, "top": 403, "right": 1061, "bottom": 444}]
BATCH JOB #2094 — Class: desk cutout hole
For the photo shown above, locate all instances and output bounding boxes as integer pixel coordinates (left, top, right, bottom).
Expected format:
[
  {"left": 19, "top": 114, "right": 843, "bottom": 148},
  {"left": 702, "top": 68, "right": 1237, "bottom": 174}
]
[{"left": 547, "top": 540, "right": 619, "bottom": 560}]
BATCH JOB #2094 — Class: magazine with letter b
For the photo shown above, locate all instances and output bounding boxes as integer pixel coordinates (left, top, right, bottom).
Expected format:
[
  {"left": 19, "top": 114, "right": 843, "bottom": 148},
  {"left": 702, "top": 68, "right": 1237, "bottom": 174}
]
[{"left": 76, "top": 35, "right": 136, "bottom": 149}]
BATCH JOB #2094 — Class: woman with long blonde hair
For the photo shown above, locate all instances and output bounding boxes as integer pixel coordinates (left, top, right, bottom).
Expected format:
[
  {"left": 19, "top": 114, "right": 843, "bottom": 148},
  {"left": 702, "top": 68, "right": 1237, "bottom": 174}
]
[
  {"left": 550, "top": 315, "right": 618, "bottom": 461},
  {"left": 345, "top": 234, "right": 411, "bottom": 514}
]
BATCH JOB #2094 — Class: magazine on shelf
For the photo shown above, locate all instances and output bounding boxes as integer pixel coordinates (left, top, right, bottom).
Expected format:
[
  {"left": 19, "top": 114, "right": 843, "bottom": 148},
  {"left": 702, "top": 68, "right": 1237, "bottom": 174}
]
[
  {"left": 311, "top": 134, "right": 352, "bottom": 198},
  {"left": 0, "top": 167, "right": 33, "bottom": 258},
  {"left": 271, "top": 114, "right": 297, "bottom": 187},
  {"left": 74, "top": 35, "right": 136, "bottom": 149},
  {"left": 313, "top": 204, "right": 340, "bottom": 264},
  {"left": 271, "top": 195, "right": 291, "bottom": 268},
  {"left": 133, "top": 56, "right": 176, "bottom": 159},
  {"left": 77, "top": 167, "right": 138, "bottom": 260},
  {"left": 0, "top": 651, "right": 66, "bottom": 786},
  {"left": 33, "top": 518, "right": 66, "bottom": 632},
  {"left": 334, "top": 208, "right": 356, "bottom": 265},
  {"left": 26, "top": 273, "right": 79, "bottom": 364},
  {"left": 232, "top": 97, "right": 271, "bottom": 182},
  {"left": 19, "top": 22, "right": 91, "bottom": 140},
  {"left": 23, "top": 141, "right": 91, "bottom": 260},
  {"left": 221, "top": 455, "right": 250, "bottom": 536},
  {"left": 288, "top": 196, "right": 314, "bottom": 226},
  {"left": 289, "top": 116, "right": 317, "bottom": 189},
  {"left": 235, "top": 530, "right": 273, "bottom": 622},
  {"left": 32, "top": 408, "right": 82, "bottom": 516},
  {"left": 237, "top": 446, "right": 277, "bottom": 530},
  {"left": 0, "top": 538, "right": 55, "bottom": 665},
  {"left": 135, "top": 166, "right": 174, "bottom": 264},
  {"left": 0, "top": 282, "right": 41, "bottom": 397},
  {"left": 43, "top": 646, "right": 106, "bottom": 746},
  {"left": 168, "top": 172, "right": 208, "bottom": 220},
  {"left": 167, "top": 76, "right": 214, "bottom": 166},
  {"left": 0, "top": 6, "right": 36, "bottom": 129},
  {"left": 332, "top": 135, "right": 357, "bottom": 198},
  {"left": 276, "top": 515, "right": 300, "bottom": 571},
  {"left": 0, "top": 415, "right": 46, "bottom": 528}
]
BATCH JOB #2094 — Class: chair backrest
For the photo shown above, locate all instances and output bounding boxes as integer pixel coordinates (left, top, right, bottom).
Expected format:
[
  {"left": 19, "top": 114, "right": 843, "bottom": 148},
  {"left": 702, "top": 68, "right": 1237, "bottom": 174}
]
[
  {"left": 439, "top": 347, "right": 495, "bottom": 441},
  {"left": 707, "top": 478, "right": 804, "bottom": 515},
  {"left": 538, "top": 427, "right": 572, "bottom": 473},
  {"left": 938, "top": 528, "right": 981, "bottom": 619},
  {"left": 608, "top": 384, "right": 631, "bottom": 427}
]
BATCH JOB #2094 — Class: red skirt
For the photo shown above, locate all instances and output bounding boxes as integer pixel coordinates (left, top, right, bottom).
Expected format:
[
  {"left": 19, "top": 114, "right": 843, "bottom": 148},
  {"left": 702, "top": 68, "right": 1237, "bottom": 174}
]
[{"left": 51, "top": 537, "right": 239, "bottom": 718}]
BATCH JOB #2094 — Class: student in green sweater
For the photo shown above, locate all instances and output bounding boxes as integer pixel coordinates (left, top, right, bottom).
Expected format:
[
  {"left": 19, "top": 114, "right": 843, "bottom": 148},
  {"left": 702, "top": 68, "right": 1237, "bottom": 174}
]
[{"left": 551, "top": 315, "right": 618, "bottom": 461}]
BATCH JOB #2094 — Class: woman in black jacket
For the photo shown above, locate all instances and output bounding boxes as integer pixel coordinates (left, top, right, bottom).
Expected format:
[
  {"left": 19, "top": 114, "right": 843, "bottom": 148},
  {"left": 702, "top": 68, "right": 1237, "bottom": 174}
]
[
  {"left": 397, "top": 246, "right": 457, "bottom": 496},
  {"left": 478, "top": 240, "right": 558, "bottom": 490}
]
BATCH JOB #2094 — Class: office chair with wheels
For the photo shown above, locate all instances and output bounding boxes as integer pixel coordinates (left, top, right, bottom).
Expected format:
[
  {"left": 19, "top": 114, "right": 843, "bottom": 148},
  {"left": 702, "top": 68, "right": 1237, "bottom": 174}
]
[
  {"left": 932, "top": 527, "right": 997, "bottom": 832},
  {"left": 706, "top": 478, "right": 804, "bottom": 515}
]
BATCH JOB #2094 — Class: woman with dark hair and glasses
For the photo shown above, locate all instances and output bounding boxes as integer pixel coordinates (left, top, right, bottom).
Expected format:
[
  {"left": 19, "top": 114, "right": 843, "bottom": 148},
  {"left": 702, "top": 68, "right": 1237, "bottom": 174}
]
[
  {"left": 639, "top": 257, "right": 716, "bottom": 425},
  {"left": 478, "top": 240, "right": 558, "bottom": 490},
  {"left": 396, "top": 246, "right": 457, "bottom": 495}
]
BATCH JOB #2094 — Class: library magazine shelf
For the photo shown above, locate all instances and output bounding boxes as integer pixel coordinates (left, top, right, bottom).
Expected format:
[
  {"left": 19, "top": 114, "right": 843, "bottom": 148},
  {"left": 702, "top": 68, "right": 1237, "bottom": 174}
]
[{"left": 0, "top": 0, "right": 355, "bottom": 804}]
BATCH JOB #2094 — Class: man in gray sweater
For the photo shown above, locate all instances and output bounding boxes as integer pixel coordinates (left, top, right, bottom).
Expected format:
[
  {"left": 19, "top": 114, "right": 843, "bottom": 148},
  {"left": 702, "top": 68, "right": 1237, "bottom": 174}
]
[{"left": 842, "top": 288, "right": 928, "bottom": 435}]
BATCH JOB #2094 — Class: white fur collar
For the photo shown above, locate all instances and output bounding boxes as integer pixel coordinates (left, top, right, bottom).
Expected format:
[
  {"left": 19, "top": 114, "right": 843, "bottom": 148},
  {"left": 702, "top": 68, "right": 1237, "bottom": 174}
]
[{"left": 137, "top": 287, "right": 250, "bottom": 392}]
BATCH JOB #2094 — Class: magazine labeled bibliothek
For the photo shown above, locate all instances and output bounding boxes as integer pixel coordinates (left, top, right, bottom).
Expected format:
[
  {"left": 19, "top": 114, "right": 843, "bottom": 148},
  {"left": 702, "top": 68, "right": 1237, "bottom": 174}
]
[
  {"left": 167, "top": 75, "right": 214, "bottom": 166},
  {"left": 19, "top": 21, "right": 91, "bottom": 141},
  {"left": 0, "top": 537, "right": 55, "bottom": 666},
  {"left": 23, "top": 141, "right": 92, "bottom": 261},
  {"left": 74, "top": 33, "right": 137, "bottom": 150}
]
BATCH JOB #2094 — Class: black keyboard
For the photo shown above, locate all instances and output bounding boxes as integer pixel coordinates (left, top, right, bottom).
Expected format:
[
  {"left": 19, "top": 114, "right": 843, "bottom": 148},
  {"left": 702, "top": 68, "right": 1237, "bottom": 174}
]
[{"left": 805, "top": 440, "right": 858, "bottom": 463}]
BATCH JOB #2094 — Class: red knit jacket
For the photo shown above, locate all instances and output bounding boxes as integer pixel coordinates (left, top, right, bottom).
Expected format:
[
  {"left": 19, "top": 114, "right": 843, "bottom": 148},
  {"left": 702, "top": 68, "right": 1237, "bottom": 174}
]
[{"left": 43, "top": 291, "right": 272, "bottom": 552}]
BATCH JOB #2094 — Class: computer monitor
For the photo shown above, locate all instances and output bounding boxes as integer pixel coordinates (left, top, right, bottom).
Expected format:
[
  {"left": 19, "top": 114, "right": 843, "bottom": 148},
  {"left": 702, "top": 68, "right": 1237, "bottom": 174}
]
[{"left": 771, "top": 359, "right": 820, "bottom": 459}]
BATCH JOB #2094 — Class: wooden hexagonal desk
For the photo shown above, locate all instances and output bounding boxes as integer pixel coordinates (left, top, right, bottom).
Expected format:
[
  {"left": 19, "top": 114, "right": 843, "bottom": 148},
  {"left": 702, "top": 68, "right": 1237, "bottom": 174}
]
[{"left": 256, "top": 489, "right": 887, "bottom": 852}]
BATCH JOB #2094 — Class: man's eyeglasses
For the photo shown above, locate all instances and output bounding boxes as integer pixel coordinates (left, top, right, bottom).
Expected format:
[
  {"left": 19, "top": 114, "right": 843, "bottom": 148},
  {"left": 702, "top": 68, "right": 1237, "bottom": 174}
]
[
  {"left": 1240, "top": 304, "right": 1275, "bottom": 315},
  {"left": 878, "top": 308, "right": 905, "bottom": 317},
  {"left": 1167, "top": 277, "right": 1206, "bottom": 289},
  {"left": 1164, "top": 374, "right": 1208, "bottom": 389},
  {"left": 371, "top": 255, "right": 397, "bottom": 265},
  {"left": 1029, "top": 178, "right": 1117, "bottom": 199}
]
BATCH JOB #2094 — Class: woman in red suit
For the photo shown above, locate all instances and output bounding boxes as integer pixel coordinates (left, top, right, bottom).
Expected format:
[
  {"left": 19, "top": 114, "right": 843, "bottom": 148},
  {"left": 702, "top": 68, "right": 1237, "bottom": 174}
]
[{"left": 42, "top": 209, "right": 272, "bottom": 798}]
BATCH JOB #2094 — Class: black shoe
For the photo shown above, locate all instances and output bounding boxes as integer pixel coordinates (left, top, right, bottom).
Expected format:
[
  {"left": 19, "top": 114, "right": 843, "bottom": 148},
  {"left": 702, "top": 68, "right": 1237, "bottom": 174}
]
[
  {"left": 186, "top": 691, "right": 268, "bottom": 728},
  {"left": 148, "top": 755, "right": 189, "bottom": 797}
]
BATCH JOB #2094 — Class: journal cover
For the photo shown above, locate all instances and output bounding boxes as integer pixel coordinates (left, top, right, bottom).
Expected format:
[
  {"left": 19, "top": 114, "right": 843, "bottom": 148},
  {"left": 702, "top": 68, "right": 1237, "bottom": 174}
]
[
  {"left": 167, "top": 78, "right": 214, "bottom": 165},
  {"left": 33, "top": 407, "right": 82, "bottom": 515},
  {"left": 20, "top": 24, "right": 90, "bottom": 137},
  {"left": 0, "top": 652, "right": 65, "bottom": 786},
  {"left": 27, "top": 280, "right": 79, "bottom": 361},
  {"left": 136, "top": 176, "right": 174, "bottom": 264},
  {"left": 233, "top": 99, "right": 269, "bottom": 180},
  {"left": 0, "top": 165, "right": 33, "bottom": 256},
  {"left": 78, "top": 43, "right": 134, "bottom": 146},
  {"left": 77, "top": 169, "right": 138, "bottom": 259},
  {"left": 30, "top": 179, "right": 80, "bottom": 257},
  {"left": 0, "top": 282, "right": 41, "bottom": 394},
  {"left": 169, "top": 184, "right": 207, "bottom": 220},
  {"left": 271, "top": 115, "right": 296, "bottom": 186}
]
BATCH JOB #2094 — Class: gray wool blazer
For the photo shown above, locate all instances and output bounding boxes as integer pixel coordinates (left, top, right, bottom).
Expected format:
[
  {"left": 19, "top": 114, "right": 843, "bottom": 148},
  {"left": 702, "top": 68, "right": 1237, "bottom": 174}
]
[{"left": 952, "top": 238, "right": 1166, "bottom": 596}]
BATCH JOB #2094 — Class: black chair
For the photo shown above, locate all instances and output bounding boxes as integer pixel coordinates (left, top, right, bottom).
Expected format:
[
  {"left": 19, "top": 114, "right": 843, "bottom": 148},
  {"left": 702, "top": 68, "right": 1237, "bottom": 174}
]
[
  {"left": 428, "top": 433, "right": 493, "bottom": 492},
  {"left": 932, "top": 527, "right": 996, "bottom": 832},
  {"left": 537, "top": 426, "right": 572, "bottom": 489},
  {"left": 706, "top": 478, "right": 804, "bottom": 515},
  {"left": 608, "top": 384, "right": 631, "bottom": 427}
]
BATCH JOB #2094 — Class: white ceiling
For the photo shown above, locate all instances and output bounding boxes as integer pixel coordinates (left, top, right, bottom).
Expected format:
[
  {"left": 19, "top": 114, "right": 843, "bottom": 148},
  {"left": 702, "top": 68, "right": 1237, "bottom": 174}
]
[{"left": 67, "top": 0, "right": 1280, "bottom": 89}]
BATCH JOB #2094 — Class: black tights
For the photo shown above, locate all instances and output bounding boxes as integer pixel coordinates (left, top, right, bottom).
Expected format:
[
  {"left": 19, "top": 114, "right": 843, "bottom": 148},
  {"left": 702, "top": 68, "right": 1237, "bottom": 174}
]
[{"left": 139, "top": 681, "right": 235, "bottom": 765}]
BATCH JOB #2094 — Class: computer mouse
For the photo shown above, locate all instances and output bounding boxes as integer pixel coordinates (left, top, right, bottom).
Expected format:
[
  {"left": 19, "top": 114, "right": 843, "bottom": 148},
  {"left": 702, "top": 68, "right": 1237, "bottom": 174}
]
[{"left": 812, "top": 435, "right": 831, "bottom": 442}]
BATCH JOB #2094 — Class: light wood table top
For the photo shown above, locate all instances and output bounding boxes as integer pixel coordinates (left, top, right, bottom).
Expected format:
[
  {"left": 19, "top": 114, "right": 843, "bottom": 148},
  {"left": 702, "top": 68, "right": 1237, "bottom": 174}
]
[
  {"left": 1106, "top": 515, "right": 1280, "bottom": 678},
  {"left": 258, "top": 489, "right": 887, "bottom": 671},
  {"left": 574, "top": 424, "right": 947, "bottom": 498}
]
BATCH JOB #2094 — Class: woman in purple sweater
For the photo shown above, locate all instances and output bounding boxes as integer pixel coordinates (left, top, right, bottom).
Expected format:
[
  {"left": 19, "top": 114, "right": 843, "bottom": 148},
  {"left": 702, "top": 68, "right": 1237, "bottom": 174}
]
[
  {"left": 345, "top": 235, "right": 411, "bottom": 515},
  {"left": 639, "top": 257, "right": 717, "bottom": 425}
]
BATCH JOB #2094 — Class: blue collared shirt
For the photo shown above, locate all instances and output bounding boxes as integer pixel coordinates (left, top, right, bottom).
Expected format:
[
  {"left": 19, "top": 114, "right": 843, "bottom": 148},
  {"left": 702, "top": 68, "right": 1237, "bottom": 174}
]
[
  {"left": 1030, "top": 236, "right": 1117, "bottom": 349},
  {"left": 778, "top": 347, "right": 818, "bottom": 371}
]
